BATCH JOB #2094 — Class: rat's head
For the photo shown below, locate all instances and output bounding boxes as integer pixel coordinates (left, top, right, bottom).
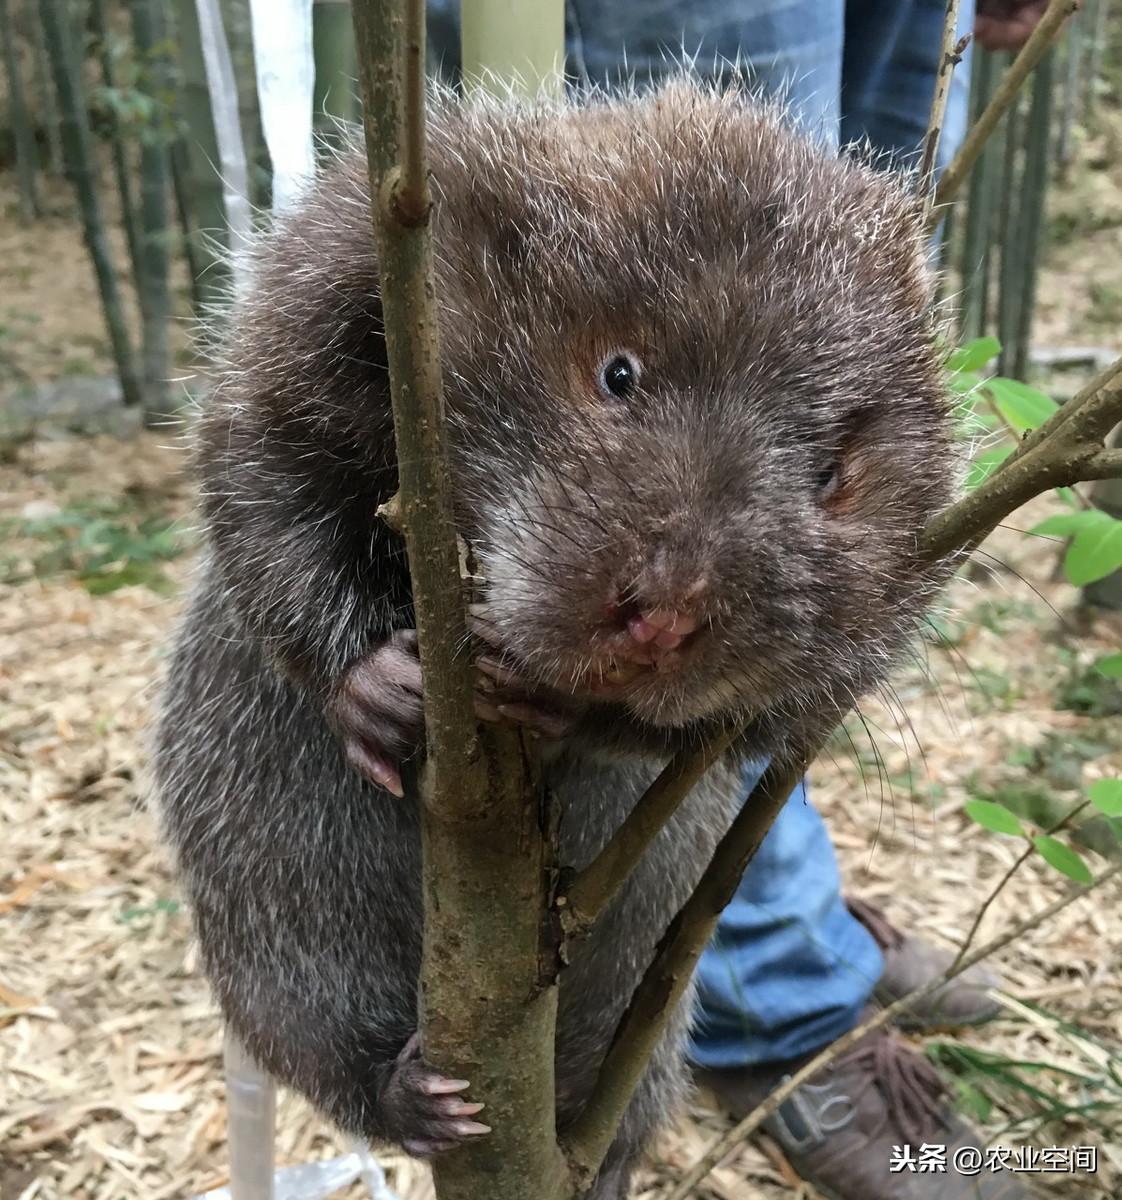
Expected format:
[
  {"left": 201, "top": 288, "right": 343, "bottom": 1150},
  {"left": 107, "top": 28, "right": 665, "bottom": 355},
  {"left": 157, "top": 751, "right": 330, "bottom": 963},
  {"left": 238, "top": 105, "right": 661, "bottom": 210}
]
[{"left": 428, "top": 81, "right": 957, "bottom": 740}]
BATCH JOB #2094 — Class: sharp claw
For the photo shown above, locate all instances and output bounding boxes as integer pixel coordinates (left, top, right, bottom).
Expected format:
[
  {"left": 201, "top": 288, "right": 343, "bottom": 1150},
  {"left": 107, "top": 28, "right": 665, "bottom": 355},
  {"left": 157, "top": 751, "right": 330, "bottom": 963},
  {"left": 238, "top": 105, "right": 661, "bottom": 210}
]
[
  {"left": 440, "top": 1099, "right": 485, "bottom": 1117},
  {"left": 476, "top": 655, "right": 526, "bottom": 688},
  {"left": 346, "top": 743, "right": 405, "bottom": 797},
  {"left": 453, "top": 1120, "right": 492, "bottom": 1137},
  {"left": 474, "top": 697, "right": 504, "bottom": 723},
  {"left": 418, "top": 1076, "right": 472, "bottom": 1095},
  {"left": 403, "top": 1137, "right": 459, "bottom": 1157}
]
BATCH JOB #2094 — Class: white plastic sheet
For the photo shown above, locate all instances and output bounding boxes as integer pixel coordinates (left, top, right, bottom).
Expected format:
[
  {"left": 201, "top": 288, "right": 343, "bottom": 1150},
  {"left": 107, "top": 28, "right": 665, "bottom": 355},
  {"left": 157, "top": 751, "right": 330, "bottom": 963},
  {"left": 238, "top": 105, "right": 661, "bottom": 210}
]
[
  {"left": 248, "top": 0, "right": 316, "bottom": 212},
  {"left": 193, "top": 0, "right": 253, "bottom": 274}
]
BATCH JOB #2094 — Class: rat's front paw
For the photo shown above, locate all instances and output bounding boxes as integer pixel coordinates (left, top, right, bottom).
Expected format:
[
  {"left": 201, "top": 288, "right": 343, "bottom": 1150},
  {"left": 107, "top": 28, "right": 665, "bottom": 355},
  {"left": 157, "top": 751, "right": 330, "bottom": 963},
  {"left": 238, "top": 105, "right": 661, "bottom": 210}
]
[
  {"left": 329, "top": 630, "right": 423, "bottom": 796},
  {"left": 382, "top": 1033, "right": 490, "bottom": 1158}
]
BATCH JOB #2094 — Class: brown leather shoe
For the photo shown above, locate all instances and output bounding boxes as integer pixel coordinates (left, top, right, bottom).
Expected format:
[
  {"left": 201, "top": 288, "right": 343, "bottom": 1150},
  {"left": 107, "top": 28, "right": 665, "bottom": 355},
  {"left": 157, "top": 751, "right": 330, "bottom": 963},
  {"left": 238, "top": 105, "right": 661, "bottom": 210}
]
[
  {"left": 696, "top": 1018, "right": 1033, "bottom": 1199},
  {"left": 848, "top": 897, "right": 1002, "bottom": 1030}
]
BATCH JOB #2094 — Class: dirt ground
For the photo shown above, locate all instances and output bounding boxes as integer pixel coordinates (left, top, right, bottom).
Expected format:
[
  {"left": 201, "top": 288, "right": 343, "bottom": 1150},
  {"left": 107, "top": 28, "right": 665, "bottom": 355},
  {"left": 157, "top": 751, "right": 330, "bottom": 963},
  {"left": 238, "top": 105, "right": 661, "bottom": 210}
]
[{"left": 4, "top": 58, "right": 1122, "bottom": 1200}]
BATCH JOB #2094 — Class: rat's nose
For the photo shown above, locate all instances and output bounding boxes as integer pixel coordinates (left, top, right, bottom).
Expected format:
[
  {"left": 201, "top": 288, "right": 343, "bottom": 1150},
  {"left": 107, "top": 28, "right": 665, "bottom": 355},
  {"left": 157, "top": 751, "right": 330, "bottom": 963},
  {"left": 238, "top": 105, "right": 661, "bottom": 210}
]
[
  {"left": 624, "top": 607, "right": 700, "bottom": 653},
  {"left": 613, "top": 574, "right": 709, "bottom": 664}
]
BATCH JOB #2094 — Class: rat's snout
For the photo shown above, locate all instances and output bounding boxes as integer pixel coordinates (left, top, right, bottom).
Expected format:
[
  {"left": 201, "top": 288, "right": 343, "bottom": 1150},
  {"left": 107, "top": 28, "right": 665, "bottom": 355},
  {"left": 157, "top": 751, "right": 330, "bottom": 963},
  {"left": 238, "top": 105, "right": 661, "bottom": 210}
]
[{"left": 602, "top": 545, "right": 712, "bottom": 669}]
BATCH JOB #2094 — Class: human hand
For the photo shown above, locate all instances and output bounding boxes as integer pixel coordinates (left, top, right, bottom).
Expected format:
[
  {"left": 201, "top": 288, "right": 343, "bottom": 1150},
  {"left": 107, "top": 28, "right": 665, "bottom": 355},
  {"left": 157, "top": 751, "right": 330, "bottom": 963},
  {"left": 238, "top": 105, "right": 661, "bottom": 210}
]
[{"left": 974, "top": 0, "right": 1051, "bottom": 51}]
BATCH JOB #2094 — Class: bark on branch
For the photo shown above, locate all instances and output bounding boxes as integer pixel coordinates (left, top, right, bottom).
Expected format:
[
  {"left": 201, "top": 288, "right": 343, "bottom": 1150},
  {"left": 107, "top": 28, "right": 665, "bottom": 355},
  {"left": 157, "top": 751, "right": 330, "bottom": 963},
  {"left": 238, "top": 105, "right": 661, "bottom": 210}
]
[
  {"left": 351, "top": 4, "right": 566, "bottom": 1198},
  {"left": 931, "top": 0, "right": 1079, "bottom": 218}
]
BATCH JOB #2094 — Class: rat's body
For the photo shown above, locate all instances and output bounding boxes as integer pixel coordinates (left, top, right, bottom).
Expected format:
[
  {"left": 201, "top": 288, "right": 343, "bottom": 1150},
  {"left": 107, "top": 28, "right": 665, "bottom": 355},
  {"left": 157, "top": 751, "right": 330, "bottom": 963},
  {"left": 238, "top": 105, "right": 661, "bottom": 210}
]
[{"left": 154, "top": 81, "right": 956, "bottom": 1196}]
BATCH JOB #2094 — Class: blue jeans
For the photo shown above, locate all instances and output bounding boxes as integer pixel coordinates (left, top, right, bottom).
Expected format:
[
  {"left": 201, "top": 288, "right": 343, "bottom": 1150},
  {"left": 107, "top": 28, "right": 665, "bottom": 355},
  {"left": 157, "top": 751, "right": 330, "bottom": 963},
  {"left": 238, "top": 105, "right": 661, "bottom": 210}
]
[{"left": 427, "top": 0, "right": 974, "bottom": 1066}]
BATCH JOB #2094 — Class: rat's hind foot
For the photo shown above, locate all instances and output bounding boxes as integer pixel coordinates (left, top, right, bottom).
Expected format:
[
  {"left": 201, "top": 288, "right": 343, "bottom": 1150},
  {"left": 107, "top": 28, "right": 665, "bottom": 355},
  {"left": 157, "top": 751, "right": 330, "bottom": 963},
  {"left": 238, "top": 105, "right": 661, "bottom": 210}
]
[
  {"left": 381, "top": 1033, "right": 490, "bottom": 1158},
  {"left": 329, "top": 630, "right": 423, "bottom": 797}
]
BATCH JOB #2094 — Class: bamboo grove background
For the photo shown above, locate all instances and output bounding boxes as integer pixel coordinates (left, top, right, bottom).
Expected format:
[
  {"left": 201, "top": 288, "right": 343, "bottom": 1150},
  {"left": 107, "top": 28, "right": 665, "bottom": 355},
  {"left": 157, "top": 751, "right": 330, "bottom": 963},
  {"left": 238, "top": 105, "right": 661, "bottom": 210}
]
[{"left": 0, "top": 0, "right": 1117, "bottom": 402}]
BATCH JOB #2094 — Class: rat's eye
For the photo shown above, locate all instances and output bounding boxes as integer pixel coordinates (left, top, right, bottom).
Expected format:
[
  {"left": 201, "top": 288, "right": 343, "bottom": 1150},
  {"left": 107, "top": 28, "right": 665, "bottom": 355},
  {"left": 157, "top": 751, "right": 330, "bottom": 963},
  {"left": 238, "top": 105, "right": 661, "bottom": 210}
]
[{"left": 598, "top": 351, "right": 642, "bottom": 400}]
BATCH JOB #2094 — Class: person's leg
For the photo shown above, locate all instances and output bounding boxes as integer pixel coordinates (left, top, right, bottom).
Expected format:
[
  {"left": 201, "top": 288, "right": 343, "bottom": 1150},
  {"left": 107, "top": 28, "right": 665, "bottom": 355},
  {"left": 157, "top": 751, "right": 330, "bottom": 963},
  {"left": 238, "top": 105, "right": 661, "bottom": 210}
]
[
  {"left": 842, "top": 0, "right": 976, "bottom": 171},
  {"left": 567, "top": 0, "right": 844, "bottom": 146},
  {"left": 690, "top": 773, "right": 883, "bottom": 1069}
]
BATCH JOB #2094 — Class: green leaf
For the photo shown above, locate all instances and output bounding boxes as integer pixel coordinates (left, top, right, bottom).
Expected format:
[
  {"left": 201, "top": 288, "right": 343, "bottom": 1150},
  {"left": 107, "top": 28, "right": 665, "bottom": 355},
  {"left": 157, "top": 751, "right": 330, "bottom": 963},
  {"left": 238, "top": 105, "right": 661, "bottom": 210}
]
[
  {"left": 948, "top": 337, "right": 1001, "bottom": 373},
  {"left": 1032, "top": 836, "right": 1093, "bottom": 884},
  {"left": 1054, "top": 487, "right": 1079, "bottom": 509},
  {"left": 1088, "top": 779, "right": 1122, "bottom": 818},
  {"left": 1030, "top": 511, "right": 1106, "bottom": 539},
  {"left": 986, "top": 378, "right": 1060, "bottom": 433},
  {"left": 1094, "top": 653, "right": 1122, "bottom": 679},
  {"left": 965, "top": 445, "right": 1013, "bottom": 490},
  {"left": 1064, "top": 513, "right": 1122, "bottom": 586},
  {"left": 965, "top": 799, "right": 1024, "bottom": 837}
]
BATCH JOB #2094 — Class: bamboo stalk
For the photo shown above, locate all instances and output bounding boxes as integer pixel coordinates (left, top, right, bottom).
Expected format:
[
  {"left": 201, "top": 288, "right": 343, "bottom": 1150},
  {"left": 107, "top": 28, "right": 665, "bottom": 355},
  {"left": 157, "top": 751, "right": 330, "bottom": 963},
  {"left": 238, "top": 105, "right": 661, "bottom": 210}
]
[
  {"left": 1084, "top": 0, "right": 1109, "bottom": 119},
  {"left": 958, "top": 47, "right": 996, "bottom": 341},
  {"left": 1055, "top": 3, "right": 1084, "bottom": 167},
  {"left": 1, "top": 0, "right": 42, "bottom": 220},
  {"left": 39, "top": 0, "right": 143, "bottom": 408},
  {"left": 932, "top": 0, "right": 1078, "bottom": 215},
  {"left": 129, "top": 0, "right": 173, "bottom": 424},
  {"left": 169, "top": 0, "right": 230, "bottom": 308},
  {"left": 89, "top": 0, "right": 144, "bottom": 284},
  {"left": 461, "top": 0, "right": 564, "bottom": 97},
  {"left": 30, "top": 0, "right": 63, "bottom": 173},
  {"left": 313, "top": 0, "right": 357, "bottom": 151},
  {"left": 1012, "top": 47, "right": 1056, "bottom": 382},
  {"left": 996, "top": 80, "right": 1023, "bottom": 377},
  {"left": 350, "top": 3, "right": 568, "bottom": 1198}
]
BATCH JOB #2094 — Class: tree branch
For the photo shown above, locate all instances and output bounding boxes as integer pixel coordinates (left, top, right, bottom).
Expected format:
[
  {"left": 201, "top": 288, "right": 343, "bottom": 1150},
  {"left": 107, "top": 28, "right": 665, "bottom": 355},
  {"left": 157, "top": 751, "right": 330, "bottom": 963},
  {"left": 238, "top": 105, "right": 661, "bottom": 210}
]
[
  {"left": 920, "top": 353, "right": 1122, "bottom": 562},
  {"left": 931, "top": 0, "right": 1079, "bottom": 218},
  {"left": 666, "top": 862, "right": 1121, "bottom": 1200},
  {"left": 948, "top": 799, "right": 1089, "bottom": 974},
  {"left": 560, "top": 754, "right": 811, "bottom": 1187},
  {"left": 351, "top": 3, "right": 567, "bottom": 1197},
  {"left": 919, "top": 0, "right": 968, "bottom": 220},
  {"left": 565, "top": 352, "right": 1122, "bottom": 1186},
  {"left": 560, "top": 730, "right": 739, "bottom": 940}
]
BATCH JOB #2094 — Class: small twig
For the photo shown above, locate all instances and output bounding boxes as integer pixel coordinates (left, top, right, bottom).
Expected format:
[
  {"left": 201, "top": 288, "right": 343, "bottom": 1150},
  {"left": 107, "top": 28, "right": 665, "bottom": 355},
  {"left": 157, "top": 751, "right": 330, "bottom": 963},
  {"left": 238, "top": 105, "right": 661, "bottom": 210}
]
[
  {"left": 949, "top": 799, "right": 1089, "bottom": 973},
  {"left": 560, "top": 729, "right": 739, "bottom": 939},
  {"left": 560, "top": 754, "right": 812, "bottom": 1187},
  {"left": 931, "top": 0, "right": 1079, "bottom": 220},
  {"left": 920, "top": 354, "right": 1122, "bottom": 562},
  {"left": 665, "top": 861, "right": 1122, "bottom": 1200},
  {"left": 919, "top": 0, "right": 968, "bottom": 219}
]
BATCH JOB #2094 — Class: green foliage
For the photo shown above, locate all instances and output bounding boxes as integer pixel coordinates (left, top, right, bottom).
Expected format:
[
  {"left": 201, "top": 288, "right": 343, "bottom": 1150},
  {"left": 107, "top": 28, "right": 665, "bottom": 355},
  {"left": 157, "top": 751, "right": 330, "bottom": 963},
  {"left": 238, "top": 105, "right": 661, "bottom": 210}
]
[
  {"left": 928, "top": 1037, "right": 1122, "bottom": 1139},
  {"left": 1089, "top": 780, "right": 1122, "bottom": 818},
  {"left": 965, "top": 798, "right": 1024, "bottom": 836},
  {"left": 947, "top": 336, "right": 1001, "bottom": 373},
  {"left": 0, "top": 496, "right": 187, "bottom": 594},
  {"left": 1032, "top": 510, "right": 1122, "bottom": 586},
  {"left": 118, "top": 897, "right": 182, "bottom": 924},
  {"left": 986, "top": 377, "right": 1060, "bottom": 433},
  {"left": 1032, "top": 835, "right": 1093, "bottom": 884},
  {"left": 1096, "top": 653, "right": 1122, "bottom": 678}
]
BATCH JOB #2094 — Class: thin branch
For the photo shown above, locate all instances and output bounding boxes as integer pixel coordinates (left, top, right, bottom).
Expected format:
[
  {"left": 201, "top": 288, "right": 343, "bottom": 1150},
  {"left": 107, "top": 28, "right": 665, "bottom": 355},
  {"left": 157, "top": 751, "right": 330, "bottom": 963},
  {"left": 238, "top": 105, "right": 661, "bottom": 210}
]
[
  {"left": 919, "top": 0, "right": 968, "bottom": 218},
  {"left": 565, "top": 350, "right": 1122, "bottom": 1184},
  {"left": 395, "top": 0, "right": 430, "bottom": 224},
  {"left": 1081, "top": 449, "right": 1122, "bottom": 479},
  {"left": 949, "top": 799, "right": 1089, "bottom": 973},
  {"left": 351, "top": 5, "right": 567, "bottom": 1199},
  {"left": 666, "top": 861, "right": 1121, "bottom": 1200},
  {"left": 932, "top": 0, "right": 1079, "bottom": 217},
  {"left": 561, "top": 729, "right": 739, "bottom": 939},
  {"left": 560, "top": 754, "right": 811, "bottom": 1187},
  {"left": 920, "top": 353, "right": 1122, "bottom": 562}
]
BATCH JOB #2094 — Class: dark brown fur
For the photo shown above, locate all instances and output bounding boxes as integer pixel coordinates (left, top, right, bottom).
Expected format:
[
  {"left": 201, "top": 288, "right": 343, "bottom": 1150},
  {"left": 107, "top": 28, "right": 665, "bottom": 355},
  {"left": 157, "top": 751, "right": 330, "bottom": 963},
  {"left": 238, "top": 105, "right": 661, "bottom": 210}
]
[{"left": 153, "top": 79, "right": 956, "bottom": 1196}]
